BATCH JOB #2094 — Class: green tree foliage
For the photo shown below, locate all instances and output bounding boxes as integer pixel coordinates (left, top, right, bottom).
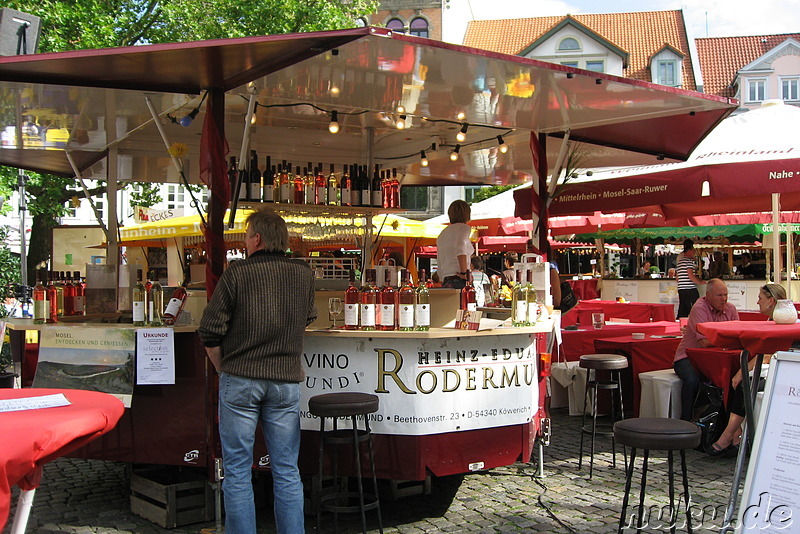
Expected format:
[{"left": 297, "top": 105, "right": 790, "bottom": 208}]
[
  {"left": 1, "top": 0, "right": 377, "bottom": 283},
  {"left": 470, "top": 184, "right": 516, "bottom": 204}
]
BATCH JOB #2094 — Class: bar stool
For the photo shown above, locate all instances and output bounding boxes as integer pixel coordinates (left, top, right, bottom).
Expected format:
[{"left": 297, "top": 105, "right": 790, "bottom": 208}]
[
  {"left": 309, "top": 392, "right": 383, "bottom": 534},
  {"left": 614, "top": 417, "right": 701, "bottom": 533},
  {"left": 579, "top": 353, "right": 628, "bottom": 478}
]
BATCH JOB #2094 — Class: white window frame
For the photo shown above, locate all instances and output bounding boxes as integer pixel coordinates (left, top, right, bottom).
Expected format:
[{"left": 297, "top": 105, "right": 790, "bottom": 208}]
[
  {"left": 558, "top": 37, "right": 581, "bottom": 52},
  {"left": 585, "top": 60, "right": 604, "bottom": 73},
  {"left": 657, "top": 60, "right": 678, "bottom": 86},
  {"left": 166, "top": 184, "right": 185, "bottom": 209},
  {"left": 780, "top": 77, "right": 799, "bottom": 101},
  {"left": 747, "top": 78, "right": 767, "bottom": 103},
  {"left": 560, "top": 61, "right": 579, "bottom": 68}
]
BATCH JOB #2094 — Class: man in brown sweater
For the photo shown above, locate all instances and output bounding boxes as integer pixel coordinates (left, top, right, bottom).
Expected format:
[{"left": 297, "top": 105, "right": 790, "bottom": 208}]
[{"left": 199, "top": 208, "right": 317, "bottom": 534}]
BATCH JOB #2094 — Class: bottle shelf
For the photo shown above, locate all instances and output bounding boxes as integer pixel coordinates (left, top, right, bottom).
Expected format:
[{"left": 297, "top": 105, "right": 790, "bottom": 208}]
[{"left": 232, "top": 201, "right": 404, "bottom": 219}]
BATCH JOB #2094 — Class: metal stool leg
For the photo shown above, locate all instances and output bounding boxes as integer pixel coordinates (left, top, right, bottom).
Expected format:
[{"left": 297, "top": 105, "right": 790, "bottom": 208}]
[
  {"left": 616, "top": 370, "right": 627, "bottom": 471},
  {"left": 350, "top": 416, "right": 368, "bottom": 534},
  {"left": 681, "top": 449, "right": 694, "bottom": 534},
  {"left": 618, "top": 447, "right": 638, "bottom": 533},
  {"left": 590, "top": 370, "right": 599, "bottom": 478},
  {"left": 316, "top": 417, "right": 326, "bottom": 534},
  {"left": 579, "top": 368, "right": 592, "bottom": 470},
  {"left": 364, "top": 419, "right": 383, "bottom": 534},
  {"left": 609, "top": 370, "right": 618, "bottom": 469},
  {"left": 636, "top": 449, "right": 649, "bottom": 530},
  {"left": 668, "top": 450, "right": 676, "bottom": 534}
]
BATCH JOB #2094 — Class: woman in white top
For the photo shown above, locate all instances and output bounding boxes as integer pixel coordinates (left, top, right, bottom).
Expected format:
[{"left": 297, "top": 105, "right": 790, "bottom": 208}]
[
  {"left": 710, "top": 283, "right": 786, "bottom": 455},
  {"left": 470, "top": 255, "right": 492, "bottom": 307},
  {"left": 436, "top": 200, "right": 473, "bottom": 289}
]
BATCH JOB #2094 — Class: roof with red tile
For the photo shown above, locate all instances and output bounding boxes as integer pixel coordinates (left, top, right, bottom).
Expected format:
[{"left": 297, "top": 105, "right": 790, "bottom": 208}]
[
  {"left": 696, "top": 34, "right": 800, "bottom": 97},
  {"left": 463, "top": 10, "right": 696, "bottom": 90}
]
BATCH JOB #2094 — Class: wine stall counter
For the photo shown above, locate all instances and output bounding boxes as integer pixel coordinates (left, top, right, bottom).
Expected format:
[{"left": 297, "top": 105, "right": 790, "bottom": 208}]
[{"left": 7, "top": 318, "right": 554, "bottom": 481}]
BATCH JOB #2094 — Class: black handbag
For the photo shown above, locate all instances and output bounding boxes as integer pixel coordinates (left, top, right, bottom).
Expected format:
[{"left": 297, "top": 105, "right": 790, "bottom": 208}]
[
  {"left": 557, "top": 281, "right": 578, "bottom": 314},
  {"left": 692, "top": 382, "right": 726, "bottom": 453}
]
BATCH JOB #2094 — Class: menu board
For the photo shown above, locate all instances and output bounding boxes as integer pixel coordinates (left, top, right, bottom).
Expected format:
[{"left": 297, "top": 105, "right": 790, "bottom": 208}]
[{"left": 738, "top": 351, "right": 800, "bottom": 532}]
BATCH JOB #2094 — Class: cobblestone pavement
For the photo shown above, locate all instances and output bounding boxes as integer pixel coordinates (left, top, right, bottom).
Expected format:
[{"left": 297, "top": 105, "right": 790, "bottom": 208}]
[{"left": 6, "top": 408, "right": 743, "bottom": 533}]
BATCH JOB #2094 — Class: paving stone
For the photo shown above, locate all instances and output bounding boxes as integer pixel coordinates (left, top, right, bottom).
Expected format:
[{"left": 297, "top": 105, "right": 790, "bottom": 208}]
[{"left": 4, "top": 407, "right": 745, "bottom": 533}]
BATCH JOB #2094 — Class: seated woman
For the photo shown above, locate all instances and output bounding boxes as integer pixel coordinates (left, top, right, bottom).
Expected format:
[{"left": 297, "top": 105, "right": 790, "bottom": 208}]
[{"left": 710, "top": 283, "right": 787, "bottom": 455}]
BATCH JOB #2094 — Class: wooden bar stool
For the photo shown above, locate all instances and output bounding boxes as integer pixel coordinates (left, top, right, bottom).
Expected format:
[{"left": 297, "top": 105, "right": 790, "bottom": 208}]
[
  {"left": 309, "top": 392, "right": 383, "bottom": 534},
  {"left": 614, "top": 417, "right": 701, "bottom": 533},
  {"left": 579, "top": 353, "right": 628, "bottom": 478}
]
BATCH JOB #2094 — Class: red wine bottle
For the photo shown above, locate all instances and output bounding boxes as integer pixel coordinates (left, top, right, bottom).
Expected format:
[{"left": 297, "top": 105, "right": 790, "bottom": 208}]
[
  {"left": 360, "top": 269, "right": 378, "bottom": 330},
  {"left": 344, "top": 270, "right": 360, "bottom": 330},
  {"left": 379, "top": 268, "right": 396, "bottom": 331},
  {"left": 163, "top": 281, "right": 188, "bottom": 326},
  {"left": 460, "top": 271, "right": 477, "bottom": 311}
]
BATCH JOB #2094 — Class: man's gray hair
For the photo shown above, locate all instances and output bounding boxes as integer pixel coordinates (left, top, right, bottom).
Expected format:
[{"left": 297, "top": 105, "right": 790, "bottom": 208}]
[{"left": 246, "top": 208, "right": 289, "bottom": 252}]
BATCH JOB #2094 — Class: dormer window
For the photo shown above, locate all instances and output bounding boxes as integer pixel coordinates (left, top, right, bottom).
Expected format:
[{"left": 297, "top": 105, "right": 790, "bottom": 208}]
[
  {"left": 657, "top": 60, "right": 677, "bottom": 86},
  {"left": 558, "top": 37, "right": 581, "bottom": 51},
  {"left": 650, "top": 46, "right": 684, "bottom": 87}
]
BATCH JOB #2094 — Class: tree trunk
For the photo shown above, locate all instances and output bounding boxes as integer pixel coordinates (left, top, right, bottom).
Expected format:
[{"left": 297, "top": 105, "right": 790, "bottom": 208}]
[{"left": 26, "top": 213, "right": 56, "bottom": 285}]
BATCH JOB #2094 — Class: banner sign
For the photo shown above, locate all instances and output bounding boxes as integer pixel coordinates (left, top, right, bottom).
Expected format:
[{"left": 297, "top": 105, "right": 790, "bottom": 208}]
[
  {"left": 34, "top": 327, "right": 135, "bottom": 407},
  {"left": 300, "top": 333, "right": 538, "bottom": 435},
  {"left": 133, "top": 206, "right": 184, "bottom": 224}
]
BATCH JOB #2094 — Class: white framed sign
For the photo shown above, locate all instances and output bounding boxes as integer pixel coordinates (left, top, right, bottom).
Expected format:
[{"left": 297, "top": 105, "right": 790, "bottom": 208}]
[
  {"left": 738, "top": 351, "right": 800, "bottom": 532},
  {"left": 300, "top": 333, "right": 538, "bottom": 436}
]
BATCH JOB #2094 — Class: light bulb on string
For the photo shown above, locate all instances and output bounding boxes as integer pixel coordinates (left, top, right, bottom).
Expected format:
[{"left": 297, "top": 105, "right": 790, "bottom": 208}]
[
  {"left": 450, "top": 145, "right": 460, "bottom": 161},
  {"left": 420, "top": 150, "right": 429, "bottom": 167},
  {"left": 456, "top": 124, "right": 468, "bottom": 143},
  {"left": 180, "top": 108, "right": 200, "bottom": 127},
  {"left": 328, "top": 111, "right": 340, "bottom": 134},
  {"left": 396, "top": 114, "right": 407, "bottom": 130},
  {"left": 497, "top": 135, "right": 508, "bottom": 154}
]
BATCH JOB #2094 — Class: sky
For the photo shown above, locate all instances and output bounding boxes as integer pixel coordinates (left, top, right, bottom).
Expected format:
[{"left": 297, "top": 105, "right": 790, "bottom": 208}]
[{"left": 442, "top": 0, "right": 800, "bottom": 44}]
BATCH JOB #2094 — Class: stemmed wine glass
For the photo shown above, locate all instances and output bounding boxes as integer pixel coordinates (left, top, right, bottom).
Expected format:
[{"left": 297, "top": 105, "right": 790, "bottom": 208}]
[{"left": 328, "top": 297, "right": 343, "bottom": 329}]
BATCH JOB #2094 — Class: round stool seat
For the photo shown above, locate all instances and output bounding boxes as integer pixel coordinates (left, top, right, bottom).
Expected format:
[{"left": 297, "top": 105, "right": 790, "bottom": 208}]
[
  {"left": 579, "top": 353, "right": 629, "bottom": 370},
  {"left": 614, "top": 417, "right": 701, "bottom": 450},
  {"left": 309, "top": 392, "right": 379, "bottom": 418}
]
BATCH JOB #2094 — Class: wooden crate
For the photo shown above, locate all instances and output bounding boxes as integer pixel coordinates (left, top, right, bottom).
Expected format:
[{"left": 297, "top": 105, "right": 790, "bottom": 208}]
[{"left": 130, "top": 467, "right": 214, "bottom": 529}]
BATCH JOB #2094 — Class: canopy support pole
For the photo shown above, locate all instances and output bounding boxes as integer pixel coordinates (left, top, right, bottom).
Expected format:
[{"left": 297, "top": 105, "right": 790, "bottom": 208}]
[
  {"left": 772, "top": 193, "right": 781, "bottom": 284},
  {"left": 787, "top": 230, "right": 794, "bottom": 300}
]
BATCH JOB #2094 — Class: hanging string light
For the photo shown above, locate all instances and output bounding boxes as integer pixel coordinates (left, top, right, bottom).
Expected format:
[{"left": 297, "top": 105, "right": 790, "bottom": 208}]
[
  {"left": 420, "top": 150, "right": 429, "bottom": 167},
  {"left": 328, "top": 111, "right": 340, "bottom": 134},
  {"left": 396, "top": 114, "right": 407, "bottom": 130},
  {"left": 456, "top": 123, "right": 469, "bottom": 142},
  {"left": 450, "top": 145, "right": 461, "bottom": 161},
  {"left": 497, "top": 135, "right": 508, "bottom": 153}
]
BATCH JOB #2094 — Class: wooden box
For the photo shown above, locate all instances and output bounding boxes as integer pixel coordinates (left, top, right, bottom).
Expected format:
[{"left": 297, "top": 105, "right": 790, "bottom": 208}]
[{"left": 130, "top": 467, "right": 214, "bottom": 528}]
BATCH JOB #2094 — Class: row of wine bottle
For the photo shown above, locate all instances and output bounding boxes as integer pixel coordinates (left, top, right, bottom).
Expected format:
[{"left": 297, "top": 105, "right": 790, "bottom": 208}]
[
  {"left": 32, "top": 270, "right": 86, "bottom": 324},
  {"left": 230, "top": 150, "right": 401, "bottom": 209},
  {"left": 344, "top": 268, "right": 430, "bottom": 331},
  {"left": 132, "top": 270, "right": 188, "bottom": 327}
]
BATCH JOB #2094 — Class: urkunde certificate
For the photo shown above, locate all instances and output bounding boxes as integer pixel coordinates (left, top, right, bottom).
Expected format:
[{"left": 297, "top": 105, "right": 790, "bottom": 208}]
[{"left": 136, "top": 328, "right": 175, "bottom": 385}]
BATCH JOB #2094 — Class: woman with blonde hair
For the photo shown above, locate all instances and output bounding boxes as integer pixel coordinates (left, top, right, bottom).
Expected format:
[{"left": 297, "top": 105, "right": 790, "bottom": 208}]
[
  {"left": 436, "top": 200, "right": 473, "bottom": 289},
  {"left": 710, "top": 283, "right": 787, "bottom": 455}
]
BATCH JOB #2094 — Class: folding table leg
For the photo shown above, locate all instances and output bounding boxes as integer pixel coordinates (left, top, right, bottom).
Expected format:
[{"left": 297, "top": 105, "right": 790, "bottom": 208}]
[{"left": 11, "top": 488, "right": 36, "bottom": 534}]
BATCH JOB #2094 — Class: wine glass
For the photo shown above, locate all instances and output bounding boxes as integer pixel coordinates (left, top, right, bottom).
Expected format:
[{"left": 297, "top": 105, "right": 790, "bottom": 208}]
[{"left": 328, "top": 297, "right": 343, "bottom": 329}]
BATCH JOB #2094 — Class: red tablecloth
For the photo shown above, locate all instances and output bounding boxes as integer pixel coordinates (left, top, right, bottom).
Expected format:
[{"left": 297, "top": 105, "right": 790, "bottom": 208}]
[
  {"left": 567, "top": 279, "right": 600, "bottom": 300},
  {"left": 562, "top": 300, "right": 676, "bottom": 327},
  {"left": 594, "top": 335, "right": 682, "bottom": 416},
  {"left": 685, "top": 347, "right": 741, "bottom": 407},
  {"left": 696, "top": 321, "right": 800, "bottom": 355},
  {"left": 559, "top": 321, "right": 681, "bottom": 363},
  {"left": 0, "top": 389, "right": 124, "bottom": 529}
]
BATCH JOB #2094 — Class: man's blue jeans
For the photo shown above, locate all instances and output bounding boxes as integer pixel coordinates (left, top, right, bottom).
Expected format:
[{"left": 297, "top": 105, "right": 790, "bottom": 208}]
[
  {"left": 218, "top": 373, "right": 304, "bottom": 534},
  {"left": 673, "top": 358, "right": 701, "bottom": 421}
]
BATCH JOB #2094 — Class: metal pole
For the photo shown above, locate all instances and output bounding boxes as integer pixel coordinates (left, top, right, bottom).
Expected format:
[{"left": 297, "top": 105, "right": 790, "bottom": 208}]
[
  {"left": 17, "top": 169, "right": 27, "bottom": 286},
  {"left": 772, "top": 193, "right": 781, "bottom": 284}
]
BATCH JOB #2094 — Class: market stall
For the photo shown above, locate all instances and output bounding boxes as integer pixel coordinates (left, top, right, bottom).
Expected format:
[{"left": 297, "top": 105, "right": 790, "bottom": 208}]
[{"left": 0, "top": 26, "right": 736, "bottom": 496}]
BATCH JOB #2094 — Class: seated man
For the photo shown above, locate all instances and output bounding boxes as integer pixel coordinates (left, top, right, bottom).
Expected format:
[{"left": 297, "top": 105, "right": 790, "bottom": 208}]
[{"left": 673, "top": 278, "right": 739, "bottom": 421}]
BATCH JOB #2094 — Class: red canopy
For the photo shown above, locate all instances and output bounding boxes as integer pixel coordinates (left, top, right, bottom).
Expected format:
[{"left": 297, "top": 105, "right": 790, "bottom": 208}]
[{"left": 516, "top": 103, "right": 800, "bottom": 220}]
